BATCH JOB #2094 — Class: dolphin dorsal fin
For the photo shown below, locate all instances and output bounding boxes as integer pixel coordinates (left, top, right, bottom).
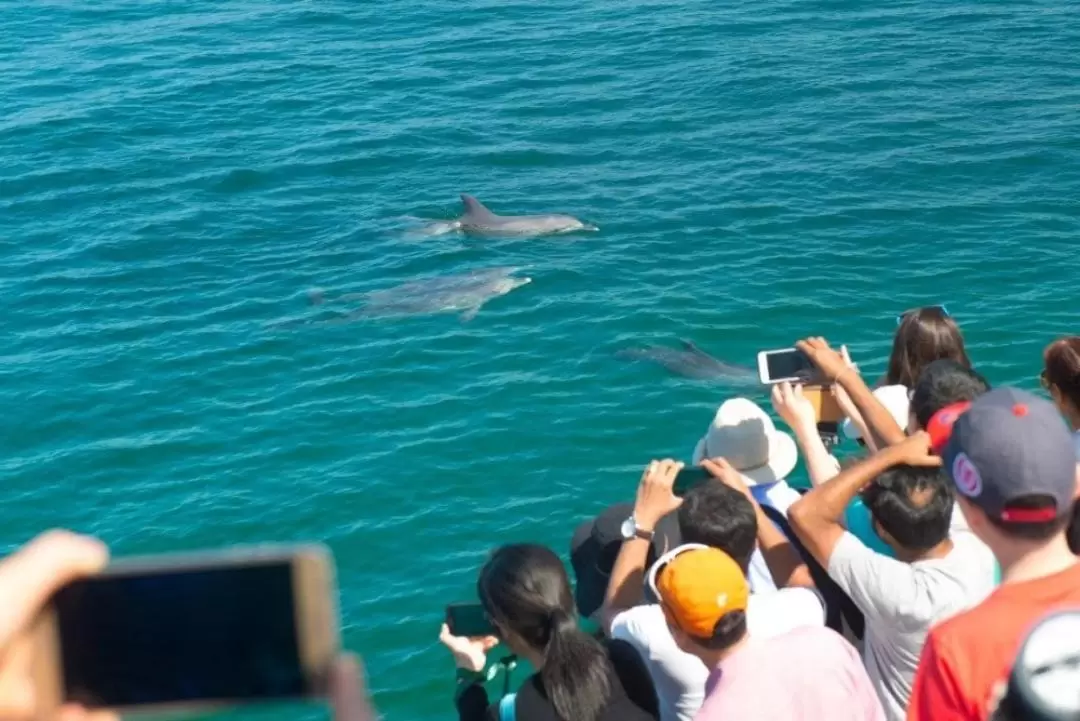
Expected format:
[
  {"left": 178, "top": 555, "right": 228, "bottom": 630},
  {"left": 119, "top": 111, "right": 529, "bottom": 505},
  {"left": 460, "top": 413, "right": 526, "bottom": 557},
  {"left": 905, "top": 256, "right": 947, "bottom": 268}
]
[
  {"left": 679, "top": 338, "right": 703, "bottom": 353},
  {"left": 460, "top": 194, "right": 496, "bottom": 219}
]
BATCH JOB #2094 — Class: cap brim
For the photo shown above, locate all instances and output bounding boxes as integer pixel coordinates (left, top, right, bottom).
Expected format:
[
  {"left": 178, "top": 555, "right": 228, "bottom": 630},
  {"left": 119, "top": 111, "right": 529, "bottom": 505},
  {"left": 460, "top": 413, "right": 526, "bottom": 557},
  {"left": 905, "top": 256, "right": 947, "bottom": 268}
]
[{"left": 738, "top": 430, "right": 798, "bottom": 485}]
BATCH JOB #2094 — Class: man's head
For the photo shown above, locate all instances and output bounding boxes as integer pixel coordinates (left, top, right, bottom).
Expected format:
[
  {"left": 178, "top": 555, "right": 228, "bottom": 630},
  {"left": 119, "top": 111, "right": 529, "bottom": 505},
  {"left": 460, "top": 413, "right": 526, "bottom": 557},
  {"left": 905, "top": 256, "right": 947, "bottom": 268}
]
[
  {"left": 650, "top": 546, "right": 749, "bottom": 662},
  {"left": 910, "top": 359, "right": 991, "bottom": 432},
  {"left": 862, "top": 465, "right": 954, "bottom": 554},
  {"left": 942, "top": 388, "right": 1078, "bottom": 551},
  {"left": 677, "top": 481, "right": 757, "bottom": 572}
]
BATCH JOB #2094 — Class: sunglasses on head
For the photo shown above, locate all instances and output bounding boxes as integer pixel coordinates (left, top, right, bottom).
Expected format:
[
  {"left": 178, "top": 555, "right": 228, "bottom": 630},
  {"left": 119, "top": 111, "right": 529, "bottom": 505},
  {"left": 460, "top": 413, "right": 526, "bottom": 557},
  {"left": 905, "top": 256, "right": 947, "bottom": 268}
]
[{"left": 897, "top": 305, "right": 949, "bottom": 325}]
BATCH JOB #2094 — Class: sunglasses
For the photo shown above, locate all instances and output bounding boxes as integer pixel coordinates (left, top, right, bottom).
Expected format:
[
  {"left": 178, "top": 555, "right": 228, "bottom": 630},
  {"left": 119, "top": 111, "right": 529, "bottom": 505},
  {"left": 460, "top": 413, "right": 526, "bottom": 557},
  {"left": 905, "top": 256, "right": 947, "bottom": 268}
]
[{"left": 897, "top": 305, "right": 949, "bottom": 325}]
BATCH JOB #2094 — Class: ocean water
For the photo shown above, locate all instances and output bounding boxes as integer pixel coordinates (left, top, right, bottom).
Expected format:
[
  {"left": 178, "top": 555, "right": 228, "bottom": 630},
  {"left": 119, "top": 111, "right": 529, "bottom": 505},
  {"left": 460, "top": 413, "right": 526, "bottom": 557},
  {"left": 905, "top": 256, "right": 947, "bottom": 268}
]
[{"left": 2, "top": 0, "right": 1078, "bottom": 718}]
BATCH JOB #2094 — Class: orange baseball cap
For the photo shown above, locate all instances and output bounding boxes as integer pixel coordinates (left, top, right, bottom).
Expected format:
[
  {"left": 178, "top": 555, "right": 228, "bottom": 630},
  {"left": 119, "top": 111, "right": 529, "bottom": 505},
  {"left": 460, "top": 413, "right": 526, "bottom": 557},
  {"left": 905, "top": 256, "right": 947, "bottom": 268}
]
[{"left": 654, "top": 546, "right": 749, "bottom": 639}]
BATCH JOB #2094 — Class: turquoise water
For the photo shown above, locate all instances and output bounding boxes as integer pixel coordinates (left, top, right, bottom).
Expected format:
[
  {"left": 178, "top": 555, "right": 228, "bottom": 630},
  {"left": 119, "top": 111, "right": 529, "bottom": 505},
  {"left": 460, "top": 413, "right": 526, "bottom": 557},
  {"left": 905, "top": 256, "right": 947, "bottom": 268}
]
[{"left": 2, "top": 0, "right": 1078, "bottom": 718}]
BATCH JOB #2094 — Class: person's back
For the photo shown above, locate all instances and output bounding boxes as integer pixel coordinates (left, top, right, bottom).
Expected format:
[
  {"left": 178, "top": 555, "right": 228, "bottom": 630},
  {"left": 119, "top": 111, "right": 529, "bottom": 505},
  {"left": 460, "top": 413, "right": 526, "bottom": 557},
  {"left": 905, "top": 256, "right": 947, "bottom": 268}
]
[
  {"left": 699, "top": 625, "right": 884, "bottom": 721},
  {"left": 459, "top": 637, "right": 657, "bottom": 721},
  {"left": 907, "top": 388, "right": 1080, "bottom": 721}
]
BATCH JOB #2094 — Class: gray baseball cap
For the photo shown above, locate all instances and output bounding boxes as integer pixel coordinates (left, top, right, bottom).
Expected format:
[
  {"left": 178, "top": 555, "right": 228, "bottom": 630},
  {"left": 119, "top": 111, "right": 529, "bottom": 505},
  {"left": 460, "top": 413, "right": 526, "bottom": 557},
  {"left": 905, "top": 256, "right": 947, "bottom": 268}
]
[{"left": 942, "top": 387, "right": 1076, "bottom": 524}]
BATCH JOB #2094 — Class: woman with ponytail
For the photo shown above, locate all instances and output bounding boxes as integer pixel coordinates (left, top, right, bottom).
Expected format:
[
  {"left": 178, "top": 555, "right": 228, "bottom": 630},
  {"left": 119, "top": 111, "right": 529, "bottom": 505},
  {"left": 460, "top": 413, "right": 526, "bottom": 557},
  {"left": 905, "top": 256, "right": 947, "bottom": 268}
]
[{"left": 441, "top": 543, "right": 659, "bottom": 721}]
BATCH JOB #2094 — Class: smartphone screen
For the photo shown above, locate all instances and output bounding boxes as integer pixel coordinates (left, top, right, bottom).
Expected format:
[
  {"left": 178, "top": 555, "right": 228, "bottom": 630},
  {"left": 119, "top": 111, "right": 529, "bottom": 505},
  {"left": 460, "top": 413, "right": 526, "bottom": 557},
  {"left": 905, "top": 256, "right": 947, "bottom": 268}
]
[
  {"left": 761, "top": 349, "right": 814, "bottom": 383},
  {"left": 673, "top": 467, "right": 712, "bottom": 496},
  {"left": 54, "top": 559, "right": 310, "bottom": 708},
  {"left": 446, "top": 603, "right": 497, "bottom": 638}
]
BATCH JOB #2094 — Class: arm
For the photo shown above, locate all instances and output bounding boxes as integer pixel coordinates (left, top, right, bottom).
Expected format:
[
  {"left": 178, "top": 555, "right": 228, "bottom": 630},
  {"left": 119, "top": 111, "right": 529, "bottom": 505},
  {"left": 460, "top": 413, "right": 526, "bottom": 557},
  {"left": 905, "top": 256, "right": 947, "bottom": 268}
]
[
  {"left": 797, "top": 338, "right": 906, "bottom": 449},
  {"left": 600, "top": 460, "right": 684, "bottom": 636},
  {"left": 701, "top": 458, "right": 815, "bottom": 590},
  {"left": 832, "top": 382, "right": 881, "bottom": 454},
  {"left": 751, "top": 499, "right": 816, "bottom": 589},
  {"left": 771, "top": 382, "right": 842, "bottom": 487},
  {"left": 787, "top": 446, "right": 901, "bottom": 567}
]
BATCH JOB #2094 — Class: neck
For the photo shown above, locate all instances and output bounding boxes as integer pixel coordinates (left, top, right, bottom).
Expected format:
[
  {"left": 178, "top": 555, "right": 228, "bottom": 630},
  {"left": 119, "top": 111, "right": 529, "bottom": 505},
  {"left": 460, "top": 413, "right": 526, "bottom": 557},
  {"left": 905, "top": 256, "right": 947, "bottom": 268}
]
[
  {"left": 996, "top": 533, "right": 1077, "bottom": 585},
  {"left": 696, "top": 634, "right": 750, "bottom": 670},
  {"left": 896, "top": 537, "right": 954, "bottom": 564},
  {"left": 521, "top": 647, "right": 545, "bottom": 670}
]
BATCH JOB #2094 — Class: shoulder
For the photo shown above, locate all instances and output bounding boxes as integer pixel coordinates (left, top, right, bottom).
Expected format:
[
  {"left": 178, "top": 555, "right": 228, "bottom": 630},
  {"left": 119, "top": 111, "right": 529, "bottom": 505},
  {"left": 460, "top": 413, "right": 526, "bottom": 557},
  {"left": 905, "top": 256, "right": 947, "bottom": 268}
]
[
  {"left": 609, "top": 604, "right": 665, "bottom": 643},
  {"left": 605, "top": 637, "right": 649, "bottom": 673},
  {"left": 748, "top": 586, "right": 825, "bottom": 635},
  {"left": 759, "top": 481, "right": 803, "bottom": 512}
]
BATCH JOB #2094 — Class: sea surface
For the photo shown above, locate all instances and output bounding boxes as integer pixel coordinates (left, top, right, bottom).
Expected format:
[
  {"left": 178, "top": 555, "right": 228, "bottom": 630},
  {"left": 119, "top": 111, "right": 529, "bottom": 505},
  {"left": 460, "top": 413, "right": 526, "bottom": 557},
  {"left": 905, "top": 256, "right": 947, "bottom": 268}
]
[{"left": 2, "top": 0, "right": 1078, "bottom": 718}]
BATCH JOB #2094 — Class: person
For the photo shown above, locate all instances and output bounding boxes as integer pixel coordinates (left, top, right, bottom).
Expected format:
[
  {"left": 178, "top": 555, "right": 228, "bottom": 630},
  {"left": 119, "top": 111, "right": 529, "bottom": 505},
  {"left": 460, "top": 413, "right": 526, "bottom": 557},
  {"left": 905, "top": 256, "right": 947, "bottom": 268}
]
[
  {"left": 442, "top": 543, "right": 659, "bottom": 721},
  {"left": 907, "top": 388, "right": 1080, "bottom": 721},
  {"left": 788, "top": 433, "right": 996, "bottom": 721},
  {"left": 688, "top": 397, "right": 804, "bottom": 592},
  {"left": 909, "top": 359, "right": 991, "bottom": 433},
  {"left": 1041, "top": 336, "right": 1080, "bottom": 459},
  {"left": 0, "top": 530, "right": 375, "bottom": 721},
  {"left": 887, "top": 306, "right": 971, "bottom": 390},
  {"left": 838, "top": 384, "right": 911, "bottom": 453},
  {"left": 600, "top": 459, "right": 824, "bottom": 721},
  {"left": 1040, "top": 336, "right": 1080, "bottom": 555},
  {"left": 653, "top": 545, "right": 885, "bottom": 721}
]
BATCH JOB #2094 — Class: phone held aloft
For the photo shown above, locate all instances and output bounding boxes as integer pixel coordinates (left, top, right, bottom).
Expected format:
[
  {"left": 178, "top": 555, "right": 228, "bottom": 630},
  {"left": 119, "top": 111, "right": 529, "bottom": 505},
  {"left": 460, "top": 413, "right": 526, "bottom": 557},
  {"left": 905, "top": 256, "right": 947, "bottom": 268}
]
[
  {"left": 756, "top": 347, "right": 826, "bottom": 385},
  {"left": 30, "top": 544, "right": 340, "bottom": 716}
]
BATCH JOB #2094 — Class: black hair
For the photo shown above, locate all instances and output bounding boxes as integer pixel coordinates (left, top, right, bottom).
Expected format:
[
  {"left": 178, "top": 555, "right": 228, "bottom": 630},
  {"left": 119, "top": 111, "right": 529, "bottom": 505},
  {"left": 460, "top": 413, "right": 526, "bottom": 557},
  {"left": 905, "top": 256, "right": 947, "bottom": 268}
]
[
  {"left": 677, "top": 482, "right": 757, "bottom": 572},
  {"left": 985, "top": 496, "right": 1072, "bottom": 542},
  {"left": 478, "top": 544, "right": 613, "bottom": 721},
  {"left": 910, "top": 359, "right": 991, "bottom": 430},
  {"left": 694, "top": 610, "right": 748, "bottom": 652},
  {"left": 862, "top": 465, "right": 954, "bottom": 552}
]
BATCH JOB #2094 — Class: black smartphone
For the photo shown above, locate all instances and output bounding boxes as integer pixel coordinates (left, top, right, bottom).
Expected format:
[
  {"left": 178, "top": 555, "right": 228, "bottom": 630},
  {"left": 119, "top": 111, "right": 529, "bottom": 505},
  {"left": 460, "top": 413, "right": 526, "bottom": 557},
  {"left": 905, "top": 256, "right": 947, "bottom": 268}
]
[
  {"left": 33, "top": 545, "right": 339, "bottom": 715},
  {"left": 673, "top": 466, "right": 712, "bottom": 496},
  {"left": 446, "top": 603, "right": 498, "bottom": 638}
]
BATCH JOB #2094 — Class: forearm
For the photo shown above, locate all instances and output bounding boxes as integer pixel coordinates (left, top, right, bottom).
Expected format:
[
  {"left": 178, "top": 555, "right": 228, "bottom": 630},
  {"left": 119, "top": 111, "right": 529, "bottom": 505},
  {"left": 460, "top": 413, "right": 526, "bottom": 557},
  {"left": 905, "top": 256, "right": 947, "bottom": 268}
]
[
  {"left": 753, "top": 502, "right": 815, "bottom": 588},
  {"left": 455, "top": 675, "right": 491, "bottom": 721},
  {"left": 793, "top": 450, "right": 895, "bottom": 526},
  {"left": 600, "top": 537, "right": 650, "bottom": 634},
  {"left": 792, "top": 422, "right": 842, "bottom": 487},
  {"left": 837, "top": 370, "right": 906, "bottom": 447}
]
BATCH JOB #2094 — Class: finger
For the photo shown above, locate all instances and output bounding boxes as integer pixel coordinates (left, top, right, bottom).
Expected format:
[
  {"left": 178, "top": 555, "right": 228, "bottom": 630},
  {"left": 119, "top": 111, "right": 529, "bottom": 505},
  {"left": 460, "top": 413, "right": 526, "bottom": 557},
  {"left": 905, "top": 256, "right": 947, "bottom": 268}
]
[
  {"left": 439, "top": 623, "right": 453, "bottom": 644},
  {"left": 481, "top": 635, "right": 500, "bottom": 651},
  {"left": 770, "top": 384, "right": 782, "bottom": 405},
  {"left": 0, "top": 531, "right": 108, "bottom": 648},
  {"left": 330, "top": 653, "right": 377, "bottom": 721}
]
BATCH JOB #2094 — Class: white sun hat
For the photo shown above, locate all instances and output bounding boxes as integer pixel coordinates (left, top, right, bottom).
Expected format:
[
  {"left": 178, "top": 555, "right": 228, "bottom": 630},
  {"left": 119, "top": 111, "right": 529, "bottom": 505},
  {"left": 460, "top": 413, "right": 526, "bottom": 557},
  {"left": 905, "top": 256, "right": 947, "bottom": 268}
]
[
  {"left": 841, "top": 384, "right": 911, "bottom": 440},
  {"left": 691, "top": 398, "right": 798, "bottom": 486}
]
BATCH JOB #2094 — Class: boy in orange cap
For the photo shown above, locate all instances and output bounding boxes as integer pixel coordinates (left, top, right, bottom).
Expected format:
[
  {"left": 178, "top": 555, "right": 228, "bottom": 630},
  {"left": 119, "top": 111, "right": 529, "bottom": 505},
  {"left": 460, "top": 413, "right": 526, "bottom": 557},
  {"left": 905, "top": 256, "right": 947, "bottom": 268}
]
[{"left": 655, "top": 546, "right": 885, "bottom": 721}]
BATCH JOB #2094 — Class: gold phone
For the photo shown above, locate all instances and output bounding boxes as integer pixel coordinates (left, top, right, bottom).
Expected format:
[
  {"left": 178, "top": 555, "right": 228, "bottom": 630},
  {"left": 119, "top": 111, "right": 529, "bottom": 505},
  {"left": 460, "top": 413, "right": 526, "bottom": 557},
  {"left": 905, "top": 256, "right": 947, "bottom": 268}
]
[
  {"left": 31, "top": 544, "right": 339, "bottom": 717},
  {"left": 801, "top": 384, "right": 845, "bottom": 424}
]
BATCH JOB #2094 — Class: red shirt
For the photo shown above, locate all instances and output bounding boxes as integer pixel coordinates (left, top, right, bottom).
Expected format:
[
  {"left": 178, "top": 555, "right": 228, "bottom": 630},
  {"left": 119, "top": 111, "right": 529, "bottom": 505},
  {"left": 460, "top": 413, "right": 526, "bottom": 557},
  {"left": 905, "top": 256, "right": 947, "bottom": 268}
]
[{"left": 907, "top": 561, "right": 1080, "bottom": 721}]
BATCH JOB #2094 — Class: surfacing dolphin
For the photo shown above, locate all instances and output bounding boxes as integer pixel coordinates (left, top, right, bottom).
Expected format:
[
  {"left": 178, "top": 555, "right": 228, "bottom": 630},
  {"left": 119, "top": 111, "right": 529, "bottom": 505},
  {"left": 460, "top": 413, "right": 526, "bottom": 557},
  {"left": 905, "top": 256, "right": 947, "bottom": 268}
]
[
  {"left": 416, "top": 195, "right": 598, "bottom": 238},
  {"left": 303, "top": 266, "right": 532, "bottom": 324},
  {"left": 615, "top": 340, "right": 758, "bottom": 383}
]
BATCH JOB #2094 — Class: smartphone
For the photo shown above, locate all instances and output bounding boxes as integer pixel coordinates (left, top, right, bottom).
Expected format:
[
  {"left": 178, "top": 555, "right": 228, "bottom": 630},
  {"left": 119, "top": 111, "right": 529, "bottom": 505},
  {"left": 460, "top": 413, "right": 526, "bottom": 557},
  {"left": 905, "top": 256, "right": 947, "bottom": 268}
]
[
  {"left": 757, "top": 348, "right": 817, "bottom": 385},
  {"left": 31, "top": 544, "right": 339, "bottom": 715},
  {"left": 446, "top": 603, "right": 498, "bottom": 638},
  {"left": 673, "top": 466, "right": 712, "bottom": 496},
  {"left": 802, "top": 385, "right": 844, "bottom": 424}
]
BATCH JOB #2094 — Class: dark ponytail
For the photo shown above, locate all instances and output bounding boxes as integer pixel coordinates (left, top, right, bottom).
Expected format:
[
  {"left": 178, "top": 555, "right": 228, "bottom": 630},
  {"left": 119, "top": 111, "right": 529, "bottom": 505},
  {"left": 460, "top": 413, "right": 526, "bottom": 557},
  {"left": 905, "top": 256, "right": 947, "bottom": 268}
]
[
  {"left": 478, "top": 545, "right": 614, "bottom": 721},
  {"left": 542, "top": 607, "right": 612, "bottom": 721}
]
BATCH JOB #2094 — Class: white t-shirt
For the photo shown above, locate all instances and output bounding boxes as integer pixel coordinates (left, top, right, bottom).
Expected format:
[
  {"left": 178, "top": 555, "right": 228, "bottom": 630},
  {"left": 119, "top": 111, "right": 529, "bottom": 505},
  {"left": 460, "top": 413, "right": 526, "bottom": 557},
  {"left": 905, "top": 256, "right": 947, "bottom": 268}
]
[
  {"left": 609, "top": 588, "right": 825, "bottom": 721},
  {"left": 1072, "top": 429, "right": 1080, "bottom": 460},
  {"left": 825, "top": 508, "right": 996, "bottom": 721},
  {"left": 745, "top": 480, "right": 804, "bottom": 593}
]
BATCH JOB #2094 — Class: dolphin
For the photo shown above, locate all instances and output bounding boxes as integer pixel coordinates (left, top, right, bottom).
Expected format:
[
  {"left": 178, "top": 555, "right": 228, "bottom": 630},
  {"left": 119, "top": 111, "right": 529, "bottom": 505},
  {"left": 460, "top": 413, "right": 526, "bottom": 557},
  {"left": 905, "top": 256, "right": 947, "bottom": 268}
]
[
  {"left": 301, "top": 266, "right": 532, "bottom": 323},
  {"left": 416, "top": 195, "right": 597, "bottom": 238},
  {"left": 615, "top": 340, "right": 758, "bottom": 383}
]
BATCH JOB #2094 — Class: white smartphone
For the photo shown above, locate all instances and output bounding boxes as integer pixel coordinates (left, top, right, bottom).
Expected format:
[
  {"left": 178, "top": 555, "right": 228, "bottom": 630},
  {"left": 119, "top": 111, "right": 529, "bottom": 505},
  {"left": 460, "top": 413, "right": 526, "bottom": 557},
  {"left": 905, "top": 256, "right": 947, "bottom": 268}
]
[{"left": 757, "top": 348, "right": 816, "bottom": 384}]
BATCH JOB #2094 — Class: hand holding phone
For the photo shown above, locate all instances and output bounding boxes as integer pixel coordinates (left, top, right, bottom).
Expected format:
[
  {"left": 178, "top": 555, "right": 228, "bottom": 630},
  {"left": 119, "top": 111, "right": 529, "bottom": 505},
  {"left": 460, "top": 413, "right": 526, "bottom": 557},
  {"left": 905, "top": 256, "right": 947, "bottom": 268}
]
[
  {"left": 757, "top": 348, "right": 816, "bottom": 385},
  {"left": 33, "top": 544, "right": 340, "bottom": 715},
  {"left": 445, "top": 603, "right": 498, "bottom": 638}
]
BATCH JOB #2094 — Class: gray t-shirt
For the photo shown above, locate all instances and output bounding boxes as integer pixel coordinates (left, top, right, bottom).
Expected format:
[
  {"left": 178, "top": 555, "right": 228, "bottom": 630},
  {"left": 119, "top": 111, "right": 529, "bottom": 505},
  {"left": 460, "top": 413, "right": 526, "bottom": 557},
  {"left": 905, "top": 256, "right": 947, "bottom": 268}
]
[{"left": 826, "top": 510, "right": 996, "bottom": 721}]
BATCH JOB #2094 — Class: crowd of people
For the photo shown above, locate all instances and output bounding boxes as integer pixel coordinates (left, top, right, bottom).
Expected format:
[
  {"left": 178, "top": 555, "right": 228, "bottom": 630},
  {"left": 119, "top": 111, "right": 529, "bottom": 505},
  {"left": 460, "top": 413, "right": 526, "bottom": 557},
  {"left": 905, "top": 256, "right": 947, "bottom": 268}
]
[
  {"left": 1, "top": 310, "right": 1077, "bottom": 721},
  {"left": 439, "top": 309, "right": 1080, "bottom": 721}
]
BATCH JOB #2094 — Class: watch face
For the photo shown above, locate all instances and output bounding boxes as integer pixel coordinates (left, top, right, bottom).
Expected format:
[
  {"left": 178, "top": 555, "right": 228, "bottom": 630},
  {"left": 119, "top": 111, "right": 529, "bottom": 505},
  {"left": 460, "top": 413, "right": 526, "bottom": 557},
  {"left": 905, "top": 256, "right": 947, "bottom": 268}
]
[{"left": 620, "top": 516, "right": 636, "bottom": 540}]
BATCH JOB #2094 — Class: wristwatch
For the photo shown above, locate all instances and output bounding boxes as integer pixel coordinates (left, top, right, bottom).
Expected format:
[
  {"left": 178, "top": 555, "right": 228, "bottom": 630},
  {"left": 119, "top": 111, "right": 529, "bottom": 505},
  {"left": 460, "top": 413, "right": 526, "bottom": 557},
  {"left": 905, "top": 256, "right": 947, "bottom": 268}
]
[{"left": 620, "top": 515, "right": 655, "bottom": 541}]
